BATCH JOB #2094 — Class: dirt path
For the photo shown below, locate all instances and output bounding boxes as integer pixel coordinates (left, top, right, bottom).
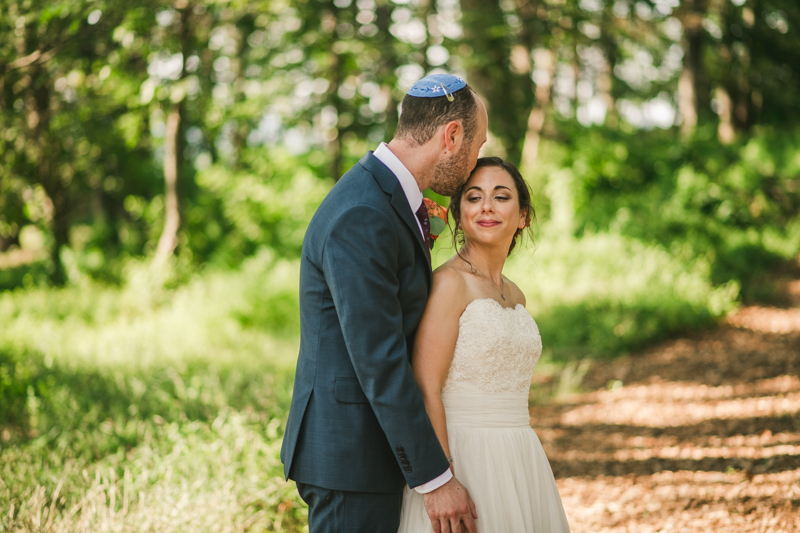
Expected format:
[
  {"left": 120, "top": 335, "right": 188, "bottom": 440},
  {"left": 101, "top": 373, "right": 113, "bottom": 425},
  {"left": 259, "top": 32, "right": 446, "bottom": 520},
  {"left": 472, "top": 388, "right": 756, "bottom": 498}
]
[{"left": 531, "top": 303, "right": 800, "bottom": 532}]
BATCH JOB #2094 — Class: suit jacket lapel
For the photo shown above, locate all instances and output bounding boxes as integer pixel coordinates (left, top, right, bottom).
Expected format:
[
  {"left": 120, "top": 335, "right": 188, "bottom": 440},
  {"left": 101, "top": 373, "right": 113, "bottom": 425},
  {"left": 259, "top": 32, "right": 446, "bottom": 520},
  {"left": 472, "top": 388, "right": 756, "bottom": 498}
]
[{"left": 358, "top": 153, "right": 433, "bottom": 276}]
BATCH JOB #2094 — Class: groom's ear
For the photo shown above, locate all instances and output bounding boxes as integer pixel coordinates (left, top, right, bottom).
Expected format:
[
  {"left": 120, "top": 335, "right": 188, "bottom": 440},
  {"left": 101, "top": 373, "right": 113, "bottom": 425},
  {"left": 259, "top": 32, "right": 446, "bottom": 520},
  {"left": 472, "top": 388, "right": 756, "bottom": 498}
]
[{"left": 441, "top": 120, "right": 463, "bottom": 154}]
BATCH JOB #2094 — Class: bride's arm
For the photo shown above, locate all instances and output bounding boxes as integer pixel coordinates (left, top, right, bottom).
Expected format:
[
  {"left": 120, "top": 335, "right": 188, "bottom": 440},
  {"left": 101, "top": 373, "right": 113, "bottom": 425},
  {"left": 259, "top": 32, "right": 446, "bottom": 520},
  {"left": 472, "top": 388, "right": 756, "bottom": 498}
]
[{"left": 412, "top": 267, "right": 465, "bottom": 473}]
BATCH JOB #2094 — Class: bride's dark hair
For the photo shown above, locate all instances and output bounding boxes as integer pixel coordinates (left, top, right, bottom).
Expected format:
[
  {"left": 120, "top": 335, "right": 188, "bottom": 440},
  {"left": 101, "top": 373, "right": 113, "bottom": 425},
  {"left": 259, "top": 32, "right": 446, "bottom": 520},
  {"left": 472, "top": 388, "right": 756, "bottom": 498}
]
[{"left": 449, "top": 157, "right": 535, "bottom": 256}]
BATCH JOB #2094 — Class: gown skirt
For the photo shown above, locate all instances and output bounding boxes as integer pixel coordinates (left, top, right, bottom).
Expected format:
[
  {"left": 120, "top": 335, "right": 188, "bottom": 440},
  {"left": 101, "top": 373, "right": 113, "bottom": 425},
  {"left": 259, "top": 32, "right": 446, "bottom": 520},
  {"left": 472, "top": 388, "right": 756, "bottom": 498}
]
[{"left": 397, "top": 390, "right": 571, "bottom": 532}]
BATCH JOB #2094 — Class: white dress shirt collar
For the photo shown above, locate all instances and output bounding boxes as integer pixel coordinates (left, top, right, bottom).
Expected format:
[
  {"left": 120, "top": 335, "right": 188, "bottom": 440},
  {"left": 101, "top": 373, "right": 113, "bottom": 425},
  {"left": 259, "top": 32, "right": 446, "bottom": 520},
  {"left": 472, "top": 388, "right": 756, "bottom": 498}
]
[{"left": 373, "top": 142, "right": 423, "bottom": 214}]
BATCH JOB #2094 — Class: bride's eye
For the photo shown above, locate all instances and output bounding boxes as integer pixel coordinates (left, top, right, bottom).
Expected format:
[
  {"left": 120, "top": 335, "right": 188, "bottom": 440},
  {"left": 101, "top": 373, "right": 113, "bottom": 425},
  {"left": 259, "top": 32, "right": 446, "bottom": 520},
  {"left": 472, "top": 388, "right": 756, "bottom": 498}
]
[
  {"left": 467, "top": 195, "right": 482, "bottom": 202},
  {"left": 495, "top": 195, "right": 511, "bottom": 201}
]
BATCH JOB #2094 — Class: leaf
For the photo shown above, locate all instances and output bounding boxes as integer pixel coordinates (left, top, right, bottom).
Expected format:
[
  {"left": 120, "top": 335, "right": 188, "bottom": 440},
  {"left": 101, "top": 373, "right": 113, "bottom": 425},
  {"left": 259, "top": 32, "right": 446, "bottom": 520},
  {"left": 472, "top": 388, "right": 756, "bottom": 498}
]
[{"left": 429, "top": 216, "right": 446, "bottom": 235}]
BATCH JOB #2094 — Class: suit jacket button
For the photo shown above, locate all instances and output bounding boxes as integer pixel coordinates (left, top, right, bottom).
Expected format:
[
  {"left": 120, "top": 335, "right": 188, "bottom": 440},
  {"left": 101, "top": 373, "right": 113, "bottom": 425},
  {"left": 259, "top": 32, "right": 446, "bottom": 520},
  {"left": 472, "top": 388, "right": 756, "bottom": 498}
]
[
  {"left": 396, "top": 446, "right": 404, "bottom": 453},
  {"left": 404, "top": 466, "right": 413, "bottom": 473}
]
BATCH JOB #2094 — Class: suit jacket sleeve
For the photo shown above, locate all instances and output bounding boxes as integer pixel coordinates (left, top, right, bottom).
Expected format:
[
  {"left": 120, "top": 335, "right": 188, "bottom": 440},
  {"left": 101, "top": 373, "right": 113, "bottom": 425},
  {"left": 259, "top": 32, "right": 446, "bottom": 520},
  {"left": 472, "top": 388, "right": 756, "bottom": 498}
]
[{"left": 322, "top": 203, "right": 450, "bottom": 488}]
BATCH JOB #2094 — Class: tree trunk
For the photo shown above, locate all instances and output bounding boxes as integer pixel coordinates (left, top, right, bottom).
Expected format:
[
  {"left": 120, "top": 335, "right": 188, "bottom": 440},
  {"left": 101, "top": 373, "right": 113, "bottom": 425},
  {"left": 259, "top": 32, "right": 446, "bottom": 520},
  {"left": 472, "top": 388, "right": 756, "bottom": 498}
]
[
  {"left": 152, "top": 106, "right": 182, "bottom": 269},
  {"left": 376, "top": 2, "right": 400, "bottom": 138},
  {"left": 152, "top": 2, "right": 190, "bottom": 270},
  {"left": 328, "top": 50, "right": 343, "bottom": 181},
  {"left": 599, "top": 4, "right": 619, "bottom": 128},
  {"left": 520, "top": 48, "right": 555, "bottom": 172},
  {"left": 714, "top": 86, "right": 735, "bottom": 143},
  {"left": 678, "top": 68, "right": 697, "bottom": 136},
  {"left": 27, "top": 63, "right": 68, "bottom": 284},
  {"left": 677, "top": 2, "right": 706, "bottom": 138},
  {"left": 230, "top": 22, "right": 247, "bottom": 171},
  {"left": 734, "top": 76, "right": 750, "bottom": 130},
  {"left": 49, "top": 200, "right": 70, "bottom": 285},
  {"left": 460, "top": 0, "right": 533, "bottom": 165}
]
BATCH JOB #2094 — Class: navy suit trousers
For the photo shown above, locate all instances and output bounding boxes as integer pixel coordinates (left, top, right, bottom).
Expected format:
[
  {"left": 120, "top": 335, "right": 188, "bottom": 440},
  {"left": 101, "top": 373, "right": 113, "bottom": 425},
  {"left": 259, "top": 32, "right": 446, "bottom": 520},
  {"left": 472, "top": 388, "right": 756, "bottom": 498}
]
[{"left": 296, "top": 482, "right": 403, "bottom": 533}]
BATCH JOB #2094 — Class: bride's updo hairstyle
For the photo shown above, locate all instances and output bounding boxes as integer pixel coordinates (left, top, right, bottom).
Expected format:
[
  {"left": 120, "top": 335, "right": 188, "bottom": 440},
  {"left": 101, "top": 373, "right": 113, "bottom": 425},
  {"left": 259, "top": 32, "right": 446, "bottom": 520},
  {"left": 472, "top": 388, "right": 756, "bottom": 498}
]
[{"left": 449, "top": 157, "right": 535, "bottom": 256}]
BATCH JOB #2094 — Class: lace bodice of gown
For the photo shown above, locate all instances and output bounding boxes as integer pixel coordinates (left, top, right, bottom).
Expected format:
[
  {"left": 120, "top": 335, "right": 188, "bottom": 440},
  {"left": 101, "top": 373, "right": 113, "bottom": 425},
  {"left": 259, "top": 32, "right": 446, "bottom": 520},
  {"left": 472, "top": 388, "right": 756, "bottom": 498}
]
[
  {"left": 442, "top": 298, "right": 542, "bottom": 394},
  {"left": 399, "top": 298, "right": 572, "bottom": 533}
]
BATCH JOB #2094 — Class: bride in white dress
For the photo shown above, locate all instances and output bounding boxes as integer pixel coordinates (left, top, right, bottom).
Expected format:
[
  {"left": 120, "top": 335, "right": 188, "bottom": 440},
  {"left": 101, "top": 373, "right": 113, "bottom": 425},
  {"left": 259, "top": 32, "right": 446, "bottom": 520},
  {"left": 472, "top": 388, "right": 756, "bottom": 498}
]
[{"left": 399, "top": 157, "right": 570, "bottom": 533}]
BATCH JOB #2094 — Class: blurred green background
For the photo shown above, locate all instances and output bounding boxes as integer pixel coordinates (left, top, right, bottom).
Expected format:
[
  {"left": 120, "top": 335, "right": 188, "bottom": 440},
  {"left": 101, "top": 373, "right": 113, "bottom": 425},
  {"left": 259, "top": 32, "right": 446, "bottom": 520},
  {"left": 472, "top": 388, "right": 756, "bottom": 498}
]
[{"left": 1, "top": 0, "right": 799, "bottom": 530}]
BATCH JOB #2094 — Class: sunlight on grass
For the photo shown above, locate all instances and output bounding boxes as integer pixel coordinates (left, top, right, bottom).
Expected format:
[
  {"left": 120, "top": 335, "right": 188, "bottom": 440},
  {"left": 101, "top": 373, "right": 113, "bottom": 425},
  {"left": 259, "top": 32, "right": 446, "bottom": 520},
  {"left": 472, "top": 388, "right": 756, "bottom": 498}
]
[{"left": 0, "top": 252, "right": 307, "bottom": 531}]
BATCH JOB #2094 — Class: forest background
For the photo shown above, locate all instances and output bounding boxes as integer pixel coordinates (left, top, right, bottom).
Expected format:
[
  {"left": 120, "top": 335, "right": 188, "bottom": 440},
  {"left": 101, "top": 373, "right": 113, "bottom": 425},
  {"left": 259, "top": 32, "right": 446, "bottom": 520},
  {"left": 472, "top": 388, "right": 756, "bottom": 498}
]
[{"left": 1, "top": 0, "right": 799, "bottom": 530}]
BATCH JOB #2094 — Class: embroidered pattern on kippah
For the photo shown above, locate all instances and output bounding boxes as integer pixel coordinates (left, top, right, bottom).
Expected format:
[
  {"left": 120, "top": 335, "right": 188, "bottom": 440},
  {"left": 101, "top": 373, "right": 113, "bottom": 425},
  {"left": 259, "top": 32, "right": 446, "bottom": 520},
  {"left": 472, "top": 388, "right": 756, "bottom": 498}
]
[{"left": 407, "top": 74, "right": 467, "bottom": 98}]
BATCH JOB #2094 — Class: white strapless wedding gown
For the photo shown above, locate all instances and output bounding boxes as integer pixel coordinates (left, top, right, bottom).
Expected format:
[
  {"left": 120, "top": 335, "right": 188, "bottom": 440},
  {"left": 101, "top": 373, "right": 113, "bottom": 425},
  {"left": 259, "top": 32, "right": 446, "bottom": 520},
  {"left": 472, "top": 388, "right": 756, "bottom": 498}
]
[{"left": 398, "top": 298, "right": 570, "bottom": 532}]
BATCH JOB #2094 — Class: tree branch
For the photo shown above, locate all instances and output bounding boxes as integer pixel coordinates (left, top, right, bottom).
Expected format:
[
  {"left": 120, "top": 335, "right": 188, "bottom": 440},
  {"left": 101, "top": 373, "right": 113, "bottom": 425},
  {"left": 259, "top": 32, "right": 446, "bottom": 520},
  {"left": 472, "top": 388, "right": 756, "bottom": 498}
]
[{"left": 3, "top": 46, "right": 60, "bottom": 73}]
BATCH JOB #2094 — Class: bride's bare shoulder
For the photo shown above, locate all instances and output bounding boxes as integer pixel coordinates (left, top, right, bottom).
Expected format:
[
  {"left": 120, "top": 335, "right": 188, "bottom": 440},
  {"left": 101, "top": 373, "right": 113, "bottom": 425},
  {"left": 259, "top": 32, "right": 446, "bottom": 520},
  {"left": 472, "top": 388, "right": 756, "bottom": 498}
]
[
  {"left": 432, "top": 262, "right": 466, "bottom": 290},
  {"left": 430, "top": 260, "right": 471, "bottom": 307},
  {"left": 504, "top": 278, "right": 527, "bottom": 307}
]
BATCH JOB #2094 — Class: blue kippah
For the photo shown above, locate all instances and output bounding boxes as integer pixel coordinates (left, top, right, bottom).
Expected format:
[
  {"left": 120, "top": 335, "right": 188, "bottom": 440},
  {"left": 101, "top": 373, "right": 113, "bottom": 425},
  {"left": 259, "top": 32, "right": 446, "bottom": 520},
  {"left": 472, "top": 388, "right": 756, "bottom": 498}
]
[{"left": 407, "top": 73, "right": 467, "bottom": 98}]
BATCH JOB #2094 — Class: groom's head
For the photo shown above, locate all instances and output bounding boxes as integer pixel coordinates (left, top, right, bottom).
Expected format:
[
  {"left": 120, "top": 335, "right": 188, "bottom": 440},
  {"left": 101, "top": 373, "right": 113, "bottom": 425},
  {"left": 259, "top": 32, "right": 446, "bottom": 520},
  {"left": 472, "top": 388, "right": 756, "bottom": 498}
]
[
  {"left": 394, "top": 74, "right": 488, "bottom": 196},
  {"left": 396, "top": 75, "right": 479, "bottom": 147}
]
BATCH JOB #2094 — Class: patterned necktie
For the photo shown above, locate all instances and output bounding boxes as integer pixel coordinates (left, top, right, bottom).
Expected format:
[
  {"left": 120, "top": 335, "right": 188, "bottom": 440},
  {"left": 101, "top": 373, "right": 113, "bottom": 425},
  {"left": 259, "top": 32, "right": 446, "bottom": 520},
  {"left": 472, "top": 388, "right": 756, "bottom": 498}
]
[{"left": 415, "top": 202, "right": 431, "bottom": 250}]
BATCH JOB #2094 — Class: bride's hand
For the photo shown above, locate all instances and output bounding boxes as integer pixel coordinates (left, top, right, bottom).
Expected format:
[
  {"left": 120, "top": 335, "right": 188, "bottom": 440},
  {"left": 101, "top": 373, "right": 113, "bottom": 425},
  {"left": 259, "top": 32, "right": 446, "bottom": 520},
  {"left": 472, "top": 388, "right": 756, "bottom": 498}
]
[{"left": 422, "top": 476, "right": 479, "bottom": 533}]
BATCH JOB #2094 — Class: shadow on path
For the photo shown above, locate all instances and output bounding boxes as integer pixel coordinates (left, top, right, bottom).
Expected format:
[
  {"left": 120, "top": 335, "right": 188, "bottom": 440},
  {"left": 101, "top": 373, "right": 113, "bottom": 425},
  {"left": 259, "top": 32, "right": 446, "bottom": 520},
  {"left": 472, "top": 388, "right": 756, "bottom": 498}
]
[{"left": 530, "top": 307, "right": 800, "bottom": 532}]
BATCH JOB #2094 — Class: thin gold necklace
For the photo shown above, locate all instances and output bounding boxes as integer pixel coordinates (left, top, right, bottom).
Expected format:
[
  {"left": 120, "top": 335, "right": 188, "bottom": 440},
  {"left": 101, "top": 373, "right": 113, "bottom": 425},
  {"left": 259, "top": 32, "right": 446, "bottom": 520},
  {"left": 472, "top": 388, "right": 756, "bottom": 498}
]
[{"left": 459, "top": 253, "right": 506, "bottom": 301}]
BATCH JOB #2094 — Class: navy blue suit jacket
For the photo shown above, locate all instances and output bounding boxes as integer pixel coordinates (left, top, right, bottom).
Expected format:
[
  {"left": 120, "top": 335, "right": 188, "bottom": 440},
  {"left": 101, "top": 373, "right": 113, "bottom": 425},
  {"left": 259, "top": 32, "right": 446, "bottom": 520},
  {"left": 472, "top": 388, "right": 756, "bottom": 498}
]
[{"left": 280, "top": 152, "right": 449, "bottom": 493}]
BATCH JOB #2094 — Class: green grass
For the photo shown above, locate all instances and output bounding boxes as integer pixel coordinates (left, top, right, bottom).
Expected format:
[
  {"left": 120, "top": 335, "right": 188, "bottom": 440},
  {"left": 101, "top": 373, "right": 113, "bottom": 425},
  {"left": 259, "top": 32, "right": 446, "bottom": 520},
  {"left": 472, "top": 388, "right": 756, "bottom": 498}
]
[{"left": 0, "top": 252, "right": 307, "bottom": 532}]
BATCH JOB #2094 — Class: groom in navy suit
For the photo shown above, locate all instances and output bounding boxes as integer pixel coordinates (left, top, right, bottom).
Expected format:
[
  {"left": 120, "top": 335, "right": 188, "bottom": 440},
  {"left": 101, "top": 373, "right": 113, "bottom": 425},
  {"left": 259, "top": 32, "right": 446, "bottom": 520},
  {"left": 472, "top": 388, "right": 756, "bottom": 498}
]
[{"left": 281, "top": 74, "right": 488, "bottom": 532}]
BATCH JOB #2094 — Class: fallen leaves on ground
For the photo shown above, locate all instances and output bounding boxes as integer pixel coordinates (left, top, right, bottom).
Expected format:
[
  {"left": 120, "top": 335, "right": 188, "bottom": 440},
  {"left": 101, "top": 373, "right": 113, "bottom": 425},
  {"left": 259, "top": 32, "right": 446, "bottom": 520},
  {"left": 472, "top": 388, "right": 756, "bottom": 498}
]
[{"left": 531, "top": 305, "right": 800, "bottom": 532}]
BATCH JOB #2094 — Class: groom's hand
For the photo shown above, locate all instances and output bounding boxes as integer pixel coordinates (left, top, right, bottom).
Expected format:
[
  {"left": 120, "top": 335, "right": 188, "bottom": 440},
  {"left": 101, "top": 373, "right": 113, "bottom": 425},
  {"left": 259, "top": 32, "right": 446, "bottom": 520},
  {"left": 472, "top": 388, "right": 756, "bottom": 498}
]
[{"left": 422, "top": 476, "right": 479, "bottom": 533}]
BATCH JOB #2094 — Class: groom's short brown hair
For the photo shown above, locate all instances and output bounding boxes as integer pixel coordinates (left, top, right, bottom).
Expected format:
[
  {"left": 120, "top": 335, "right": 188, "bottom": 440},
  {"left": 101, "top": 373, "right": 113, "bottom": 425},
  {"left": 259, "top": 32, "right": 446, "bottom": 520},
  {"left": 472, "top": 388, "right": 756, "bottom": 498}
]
[{"left": 394, "top": 85, "right": 478, "bottom": 147}]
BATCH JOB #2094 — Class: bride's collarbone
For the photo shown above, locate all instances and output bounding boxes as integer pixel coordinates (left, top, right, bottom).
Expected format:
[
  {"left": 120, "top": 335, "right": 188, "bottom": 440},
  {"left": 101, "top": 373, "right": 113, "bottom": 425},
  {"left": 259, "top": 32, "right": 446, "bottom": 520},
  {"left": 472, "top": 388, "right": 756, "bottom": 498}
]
[{"left": 462, "top": 296, "right": 522, "bottom": 313}]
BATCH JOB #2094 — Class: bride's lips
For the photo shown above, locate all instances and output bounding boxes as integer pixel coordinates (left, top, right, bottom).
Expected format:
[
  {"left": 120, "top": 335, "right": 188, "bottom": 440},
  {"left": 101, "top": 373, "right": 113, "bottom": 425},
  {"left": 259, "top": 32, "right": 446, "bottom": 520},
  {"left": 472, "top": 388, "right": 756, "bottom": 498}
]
[{"left": 477, "top": 220, "right": 501, "bottom": 227}]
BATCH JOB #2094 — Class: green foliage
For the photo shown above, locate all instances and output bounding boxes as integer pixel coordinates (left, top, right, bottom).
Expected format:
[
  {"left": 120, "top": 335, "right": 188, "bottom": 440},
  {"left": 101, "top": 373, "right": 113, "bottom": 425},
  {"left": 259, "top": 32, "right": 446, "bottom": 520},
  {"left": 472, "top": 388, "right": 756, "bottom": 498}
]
[
  {"left": 3, "top": 0, "right": 800, "bottom": 292},
  {"left": 0, "top": 261, "right": 50, "bottom": 291},
  {"left": 533, "top": 125, "right": 800, "bottom": 303},
  {"left": 506, "top": 230, "right": 739, "bottom": 360},
  {"left": 230, "top": 256, "right": 302, "bottom": 337},
  {"left": 189, "top": 149, "right": 332, "bottom": 266}
]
